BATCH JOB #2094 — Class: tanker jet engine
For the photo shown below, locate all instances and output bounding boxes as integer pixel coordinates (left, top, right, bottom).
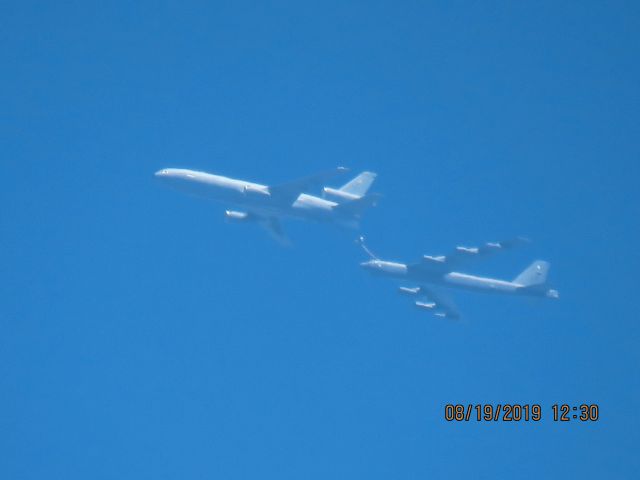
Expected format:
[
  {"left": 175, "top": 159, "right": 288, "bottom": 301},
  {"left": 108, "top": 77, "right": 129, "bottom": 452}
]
[
  {"left": 155, "top": 167, "right": 378, "bottom": 244},
  {"left": 358, "top": 237, "right": 558, "bottom": 319}
]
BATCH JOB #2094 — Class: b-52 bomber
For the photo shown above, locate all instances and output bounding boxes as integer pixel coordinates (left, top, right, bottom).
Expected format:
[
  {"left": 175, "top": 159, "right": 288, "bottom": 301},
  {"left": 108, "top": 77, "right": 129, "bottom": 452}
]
[
  {"left": 155, "top": 167, "right": 378, "bottom": 244},
  {"left": 358, "top": 237, "right": 559, "bottom": 319}
]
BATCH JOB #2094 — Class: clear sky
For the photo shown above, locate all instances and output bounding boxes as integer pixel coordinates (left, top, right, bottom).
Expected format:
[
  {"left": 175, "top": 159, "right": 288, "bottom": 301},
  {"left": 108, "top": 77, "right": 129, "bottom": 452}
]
[{"left": 2, "top": 1, "right": 639, "bottom": 478}]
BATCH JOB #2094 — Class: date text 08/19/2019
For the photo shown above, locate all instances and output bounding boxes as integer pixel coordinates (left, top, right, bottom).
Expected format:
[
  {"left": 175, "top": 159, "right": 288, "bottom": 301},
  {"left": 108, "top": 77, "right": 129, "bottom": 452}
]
[{"left": 444, "top": 404, "right": 599, "bottom": 422}]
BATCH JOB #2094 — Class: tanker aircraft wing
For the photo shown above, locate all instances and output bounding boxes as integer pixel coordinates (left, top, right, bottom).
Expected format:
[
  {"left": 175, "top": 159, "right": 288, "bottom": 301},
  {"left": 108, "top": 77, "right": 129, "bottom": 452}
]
[{"left": 258, "top": 217, "right": 291, "bottom": 246}]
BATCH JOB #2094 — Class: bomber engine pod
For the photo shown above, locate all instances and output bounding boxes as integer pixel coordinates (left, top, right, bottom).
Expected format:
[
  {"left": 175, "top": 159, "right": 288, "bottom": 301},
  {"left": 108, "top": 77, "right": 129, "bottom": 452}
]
[
  {"left": 415, "top": 301, "right": 436, "bottom": 310},
  {"left": 398, "top": 286, "right": 420, "bottom": 296},
  {"left": 225, "top": 210, "right": 250, "bottom": 222}
]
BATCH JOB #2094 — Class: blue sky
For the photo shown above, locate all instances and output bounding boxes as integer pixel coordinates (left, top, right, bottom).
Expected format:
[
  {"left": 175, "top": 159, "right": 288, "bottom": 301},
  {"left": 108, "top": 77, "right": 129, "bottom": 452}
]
[{"left": 2, "top": 1, "right": 639, "bottom": 478}]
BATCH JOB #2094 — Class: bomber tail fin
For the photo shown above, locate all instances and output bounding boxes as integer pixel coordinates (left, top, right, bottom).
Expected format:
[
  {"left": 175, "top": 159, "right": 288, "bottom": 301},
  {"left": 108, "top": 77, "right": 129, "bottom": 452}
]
[{"left": 513, "top": 260, "right": 550, "bottom": 287}]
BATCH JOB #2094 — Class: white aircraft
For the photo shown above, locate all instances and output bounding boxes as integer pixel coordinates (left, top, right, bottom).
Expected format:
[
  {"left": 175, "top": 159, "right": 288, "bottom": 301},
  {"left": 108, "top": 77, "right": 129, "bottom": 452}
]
[
  {"left": 155, "top": 167, "right": 378, "bottom": 244},
  {"left": 358, "top": 237, "right": 558, "bottom": 319}
]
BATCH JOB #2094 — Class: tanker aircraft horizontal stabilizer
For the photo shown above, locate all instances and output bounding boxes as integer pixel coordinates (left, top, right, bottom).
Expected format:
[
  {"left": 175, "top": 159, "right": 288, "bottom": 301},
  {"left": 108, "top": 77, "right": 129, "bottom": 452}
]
[
  {"left": 155, "top": 167, "right": 378, "bottom": 244},
  {"left": 358, "top": 237, "right": 558, "bottom": 319}
]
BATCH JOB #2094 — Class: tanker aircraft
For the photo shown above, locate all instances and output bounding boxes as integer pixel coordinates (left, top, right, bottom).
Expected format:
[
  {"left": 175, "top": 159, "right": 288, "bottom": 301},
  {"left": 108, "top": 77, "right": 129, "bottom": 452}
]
[
  {"left": 358, "top": 237, "right": 558, "bottom": 319},
  {"left": 155, "top": 167, "right": 378, "bottom": 244}
]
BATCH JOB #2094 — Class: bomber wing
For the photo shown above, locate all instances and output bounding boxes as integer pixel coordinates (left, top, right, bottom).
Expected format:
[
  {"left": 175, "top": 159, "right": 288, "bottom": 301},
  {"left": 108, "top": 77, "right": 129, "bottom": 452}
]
[
  {"left": 411, "top": 237, "right": 530, "bottom": 273},
  {"left": 399, "top": 285, "right": 461, "bottom": 319},
  {"left": 268, "top": 167, "right": 349, "bottom": 204}
]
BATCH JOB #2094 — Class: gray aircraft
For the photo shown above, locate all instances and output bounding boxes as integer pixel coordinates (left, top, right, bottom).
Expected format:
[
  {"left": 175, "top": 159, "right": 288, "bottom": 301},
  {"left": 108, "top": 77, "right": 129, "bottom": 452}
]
[
  {"left": 155, "top": 167, "right": 378, "bottom": 244},
  {"left": 358, "top": 237, "right": 559, "bottom": 319}
]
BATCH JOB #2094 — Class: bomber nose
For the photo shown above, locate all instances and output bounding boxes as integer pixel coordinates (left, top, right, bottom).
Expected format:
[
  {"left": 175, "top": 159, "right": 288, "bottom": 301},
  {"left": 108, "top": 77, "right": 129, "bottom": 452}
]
[
  {"left": 360, "top": 260, "right": 375, "bottom": 269},
  {"left": 155, "top": 169, "right": 168, "bottom": 177}
]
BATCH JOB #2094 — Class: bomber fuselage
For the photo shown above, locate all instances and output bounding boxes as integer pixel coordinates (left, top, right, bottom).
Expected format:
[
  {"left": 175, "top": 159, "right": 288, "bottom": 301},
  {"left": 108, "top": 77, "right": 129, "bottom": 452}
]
[{"left": 360, "top": 259, "right": 558, "bottom": 298}]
